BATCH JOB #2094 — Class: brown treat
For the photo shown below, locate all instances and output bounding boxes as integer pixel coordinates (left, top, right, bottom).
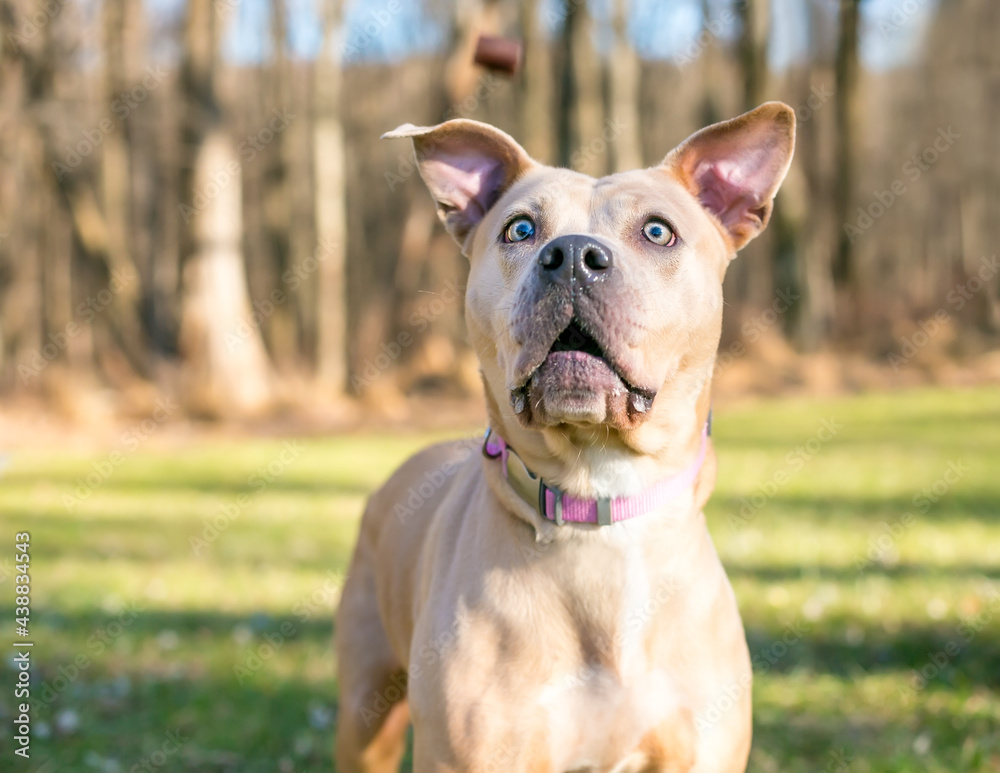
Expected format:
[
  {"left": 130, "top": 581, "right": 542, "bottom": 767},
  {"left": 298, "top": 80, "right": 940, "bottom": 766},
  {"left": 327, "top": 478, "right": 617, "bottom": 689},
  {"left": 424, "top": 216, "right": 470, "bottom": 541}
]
[{"left": 473, "top": 35, "right": 523, "bottom": 76}]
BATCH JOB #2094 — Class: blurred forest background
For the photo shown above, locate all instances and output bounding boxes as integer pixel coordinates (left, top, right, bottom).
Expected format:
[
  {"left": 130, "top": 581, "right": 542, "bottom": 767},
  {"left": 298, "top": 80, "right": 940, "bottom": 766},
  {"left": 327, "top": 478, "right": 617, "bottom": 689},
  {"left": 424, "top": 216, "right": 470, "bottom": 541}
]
[{"left": 1, "top": 0, "right": 998, "bottom": 422}]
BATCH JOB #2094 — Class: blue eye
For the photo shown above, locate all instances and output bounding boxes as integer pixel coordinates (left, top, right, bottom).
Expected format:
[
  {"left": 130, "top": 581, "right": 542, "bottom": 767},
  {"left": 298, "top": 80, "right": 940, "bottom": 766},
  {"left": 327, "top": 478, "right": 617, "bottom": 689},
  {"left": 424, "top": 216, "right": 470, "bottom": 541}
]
[
  {"left": 504, "top": 216, "right": 536, "bottom": 243},
  {"left": 642, "top": 218, "right": 676, "bottom": 246}
]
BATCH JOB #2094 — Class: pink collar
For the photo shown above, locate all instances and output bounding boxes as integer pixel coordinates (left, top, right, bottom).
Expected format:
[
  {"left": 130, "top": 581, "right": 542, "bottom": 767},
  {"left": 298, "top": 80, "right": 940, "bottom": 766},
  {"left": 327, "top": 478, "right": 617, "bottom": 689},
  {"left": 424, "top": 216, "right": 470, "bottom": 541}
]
[{"left": 483, "top": 420, "right": 710, "bottom": 526}]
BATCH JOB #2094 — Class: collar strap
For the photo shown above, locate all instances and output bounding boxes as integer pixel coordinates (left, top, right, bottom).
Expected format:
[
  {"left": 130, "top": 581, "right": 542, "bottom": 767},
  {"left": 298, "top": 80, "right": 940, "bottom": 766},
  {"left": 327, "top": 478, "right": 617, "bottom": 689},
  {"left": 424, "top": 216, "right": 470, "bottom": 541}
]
[{"left": 483, "top": 419, "right": 710, "bottom": 526}]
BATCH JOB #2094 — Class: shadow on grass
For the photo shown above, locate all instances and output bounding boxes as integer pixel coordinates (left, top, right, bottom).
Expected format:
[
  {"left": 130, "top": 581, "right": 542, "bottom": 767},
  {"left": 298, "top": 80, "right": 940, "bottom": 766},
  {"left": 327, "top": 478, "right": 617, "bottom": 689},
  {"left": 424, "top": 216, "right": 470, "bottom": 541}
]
[
  {"left": 743, "top": 616, "right": 1000, "bottom": 688},
  {"left": 27, "top": 670, "right": 340, "bottom": 773},
  {"left": 727, "top": 562, "right": 1000, "bottom": 583},
  {"left": 28, "top": 607, "right": 337, "bottom": 647},
  {"left": 710, "top": 491, "right": 1000, "bottom": 522}
]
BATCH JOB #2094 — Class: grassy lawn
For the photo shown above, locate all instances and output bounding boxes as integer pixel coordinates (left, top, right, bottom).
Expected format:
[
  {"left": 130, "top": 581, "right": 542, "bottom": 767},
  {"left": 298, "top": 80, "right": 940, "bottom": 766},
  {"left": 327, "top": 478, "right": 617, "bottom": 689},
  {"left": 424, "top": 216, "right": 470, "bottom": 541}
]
[{"left": 1, "top": 386, "right": 999, "bottom": 772}]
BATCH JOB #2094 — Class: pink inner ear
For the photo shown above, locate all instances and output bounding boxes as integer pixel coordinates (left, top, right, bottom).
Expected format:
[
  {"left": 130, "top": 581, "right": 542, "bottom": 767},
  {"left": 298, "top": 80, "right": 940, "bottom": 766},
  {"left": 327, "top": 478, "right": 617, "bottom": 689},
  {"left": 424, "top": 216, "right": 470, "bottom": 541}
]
[
  {"left": 692, "top": 157, "right": 767, "bottom": 232},
  {"left": 421, "top": 150, "right": 506, "bottom": 224}
]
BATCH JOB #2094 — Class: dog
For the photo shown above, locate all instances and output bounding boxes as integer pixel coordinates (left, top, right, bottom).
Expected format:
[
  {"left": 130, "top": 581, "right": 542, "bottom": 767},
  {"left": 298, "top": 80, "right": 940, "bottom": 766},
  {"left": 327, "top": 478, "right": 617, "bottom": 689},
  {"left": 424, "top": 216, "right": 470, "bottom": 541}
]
[{"left": 335, "top": 102, "right": 795, "bottom": 773}]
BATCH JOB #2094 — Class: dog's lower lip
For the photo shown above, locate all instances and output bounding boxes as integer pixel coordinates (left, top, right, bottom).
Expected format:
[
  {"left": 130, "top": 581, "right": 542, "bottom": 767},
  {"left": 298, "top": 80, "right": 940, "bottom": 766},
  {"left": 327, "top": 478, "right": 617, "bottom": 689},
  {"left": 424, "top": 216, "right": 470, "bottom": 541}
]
[
  {"left": 510, "top": 351, "right": 654, "bottom": 411},
  {"left": 510, "top": 318, "right": 657, "bottom": 417}
]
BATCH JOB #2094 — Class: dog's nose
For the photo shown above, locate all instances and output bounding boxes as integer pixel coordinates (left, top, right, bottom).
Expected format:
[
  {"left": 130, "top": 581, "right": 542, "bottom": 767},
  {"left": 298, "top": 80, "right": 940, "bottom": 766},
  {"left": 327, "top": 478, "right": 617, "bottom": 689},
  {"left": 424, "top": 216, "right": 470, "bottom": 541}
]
[{"left": 538, "top": 234, "right": 614, "bottom": 288}]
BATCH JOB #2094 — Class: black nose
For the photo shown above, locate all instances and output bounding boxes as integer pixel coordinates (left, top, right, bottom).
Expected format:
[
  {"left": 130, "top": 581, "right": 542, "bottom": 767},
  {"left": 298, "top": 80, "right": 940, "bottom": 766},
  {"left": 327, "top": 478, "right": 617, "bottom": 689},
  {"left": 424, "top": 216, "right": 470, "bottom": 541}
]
[{"left": 538, "top": 234, "right": 614, "bottom": 288}]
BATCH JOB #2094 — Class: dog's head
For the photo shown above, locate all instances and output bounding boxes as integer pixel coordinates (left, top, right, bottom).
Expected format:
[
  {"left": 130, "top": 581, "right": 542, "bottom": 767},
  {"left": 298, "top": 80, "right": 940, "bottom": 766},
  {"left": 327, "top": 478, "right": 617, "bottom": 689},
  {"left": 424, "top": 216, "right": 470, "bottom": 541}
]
[{"left": 386, "top": 105, "right": 794, "bottom": 489}]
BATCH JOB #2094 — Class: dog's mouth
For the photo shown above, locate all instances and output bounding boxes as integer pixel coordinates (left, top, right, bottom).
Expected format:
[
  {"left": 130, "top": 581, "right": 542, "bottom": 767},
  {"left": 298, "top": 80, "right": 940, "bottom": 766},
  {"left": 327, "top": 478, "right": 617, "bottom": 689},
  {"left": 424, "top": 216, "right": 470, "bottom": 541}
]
[
  {"left": 510, "top": 318, "right": 655, "bottom": 427},
  {"left": 550, "top": 319, "right": 607, "bottom": 359}
]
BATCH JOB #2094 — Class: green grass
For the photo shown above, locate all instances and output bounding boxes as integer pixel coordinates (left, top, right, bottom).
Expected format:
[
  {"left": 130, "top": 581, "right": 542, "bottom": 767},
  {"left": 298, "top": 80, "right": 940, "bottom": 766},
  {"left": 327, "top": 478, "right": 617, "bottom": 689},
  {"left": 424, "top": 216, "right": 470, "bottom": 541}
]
[{"left": 1, "top": 386, "right": 999, "bottom": 772}]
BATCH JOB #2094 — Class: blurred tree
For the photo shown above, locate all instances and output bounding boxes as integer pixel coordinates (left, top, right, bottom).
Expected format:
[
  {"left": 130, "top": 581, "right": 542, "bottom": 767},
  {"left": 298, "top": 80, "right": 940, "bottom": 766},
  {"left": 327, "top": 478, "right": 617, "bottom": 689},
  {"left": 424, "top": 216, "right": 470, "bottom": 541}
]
[
  {"left": 101, "top": 0, "right": 147, "bottom": 378},
  {"left": 314, "top": 0, "right": 349, "bottom": 394},
  {"left": 558, "top": 0, "right": 605, "bottom": 174},
  {"left": 609, "top": 0, "right": 642, "bottom": 171},
  {"left": 177, "top": 0, "right": 274, "bottom": 415},
  {"left": 519, "top": 0, "right": 554, "bottom": 162},
  {"left": 737, "top": 0, "right": 769, "bottom": 109},
  {"left": 262, "top": 0, "right": 297, "bottom": 373},
  {"left": 833, "top": 0, "right": 860, "bottom": 299}
]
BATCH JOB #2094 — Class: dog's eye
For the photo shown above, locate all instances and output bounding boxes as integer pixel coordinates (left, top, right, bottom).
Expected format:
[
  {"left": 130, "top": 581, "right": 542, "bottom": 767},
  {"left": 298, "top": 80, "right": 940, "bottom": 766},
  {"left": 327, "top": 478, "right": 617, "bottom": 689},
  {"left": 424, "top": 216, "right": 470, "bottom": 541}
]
[
  {"left": 504, "top": 216, "right": 536, "bottom": 243},
  {"left": 642, "top": 219, "right": 676, "bottom": 246}
]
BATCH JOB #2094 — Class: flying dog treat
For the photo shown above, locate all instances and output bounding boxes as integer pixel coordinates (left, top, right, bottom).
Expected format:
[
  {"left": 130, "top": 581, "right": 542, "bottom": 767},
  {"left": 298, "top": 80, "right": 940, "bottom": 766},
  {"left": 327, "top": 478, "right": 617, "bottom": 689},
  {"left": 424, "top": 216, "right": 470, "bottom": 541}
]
[{"left": 473, "top": 35, "right": 523, "bottom": 76}]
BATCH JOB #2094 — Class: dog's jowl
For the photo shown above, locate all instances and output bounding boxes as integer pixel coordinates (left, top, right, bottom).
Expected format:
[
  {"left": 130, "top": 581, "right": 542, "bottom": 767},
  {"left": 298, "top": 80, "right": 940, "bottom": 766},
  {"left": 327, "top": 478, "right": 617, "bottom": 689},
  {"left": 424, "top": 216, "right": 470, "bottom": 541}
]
[{"left": 336, "top": 103, "right": 795, "bottom": 773}]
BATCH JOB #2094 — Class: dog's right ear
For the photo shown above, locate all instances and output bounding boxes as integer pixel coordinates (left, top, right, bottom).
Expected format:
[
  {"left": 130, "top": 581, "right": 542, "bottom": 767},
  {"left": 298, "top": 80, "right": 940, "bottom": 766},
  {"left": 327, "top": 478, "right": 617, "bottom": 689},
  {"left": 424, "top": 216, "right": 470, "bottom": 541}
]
[{"left": 383, "top": 120, "right": 535, "bottom": 250}]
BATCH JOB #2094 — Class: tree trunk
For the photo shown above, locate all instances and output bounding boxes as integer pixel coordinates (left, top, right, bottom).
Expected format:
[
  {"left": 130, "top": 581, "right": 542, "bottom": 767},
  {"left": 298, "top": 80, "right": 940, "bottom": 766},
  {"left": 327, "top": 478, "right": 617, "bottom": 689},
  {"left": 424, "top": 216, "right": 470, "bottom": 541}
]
[
  {"left": 314, "top": 0, "right": 348, "bottom": 393},
  {"left": 738, "top": 0, "right": 769, "bottom": 110},
  {"left": 557, "top": 0, "right": 605, "bottom": 174},
  {"left": 794, "top": 4, "right": 838, "bottom": 349},
  {"left": 735, "top": 0, "right": 777, "bottom": 313},
  {"left": 833, "top": 0, "right": 860, "bottom": 293},
  {"left": 570, "top": 1, "right": 605, "bottom": 175},
  {"left": 262, "top": 0, "right": 297, "bottom": 372},
  {"left": 178, "top": 0, "right": 273, "bottom": 416},
  {"left": 518, "top": 0, "right": 553, "bottom": 162},
  {"left": 608, "top": 0, "right": 642, "bottom": 171},
  {"left": 101, "top": 0, "right": 147, "bottom": 377}
]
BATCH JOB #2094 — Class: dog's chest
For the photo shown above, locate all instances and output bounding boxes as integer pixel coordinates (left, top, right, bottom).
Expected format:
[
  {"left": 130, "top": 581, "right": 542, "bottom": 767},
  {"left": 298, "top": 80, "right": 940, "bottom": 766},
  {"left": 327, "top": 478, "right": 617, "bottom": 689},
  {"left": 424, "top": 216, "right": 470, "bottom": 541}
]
[
  {"left": 529, "top": 538, "right": 692, "bottom": 771},
  {"left": 535, "top": 662, "right": 686, "bottom": 772}
]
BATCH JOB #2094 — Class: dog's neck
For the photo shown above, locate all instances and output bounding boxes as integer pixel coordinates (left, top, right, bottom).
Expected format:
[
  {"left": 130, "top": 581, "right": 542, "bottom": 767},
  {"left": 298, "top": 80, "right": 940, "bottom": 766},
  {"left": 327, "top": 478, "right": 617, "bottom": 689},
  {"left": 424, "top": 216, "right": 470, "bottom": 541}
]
[{"left": 482, "top": 370, "right": 715, "bottom": 520}]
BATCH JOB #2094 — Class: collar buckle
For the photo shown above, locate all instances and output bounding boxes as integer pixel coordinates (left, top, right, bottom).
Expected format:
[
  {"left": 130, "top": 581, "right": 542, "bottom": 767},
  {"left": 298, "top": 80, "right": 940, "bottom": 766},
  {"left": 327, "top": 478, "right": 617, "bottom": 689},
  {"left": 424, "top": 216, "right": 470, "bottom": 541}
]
[
  {"left": 482, "top": 428, "right": 501, "bottom": 458},
  {"left": 538, "top": 479, "right": 564, "bottom": 525}
]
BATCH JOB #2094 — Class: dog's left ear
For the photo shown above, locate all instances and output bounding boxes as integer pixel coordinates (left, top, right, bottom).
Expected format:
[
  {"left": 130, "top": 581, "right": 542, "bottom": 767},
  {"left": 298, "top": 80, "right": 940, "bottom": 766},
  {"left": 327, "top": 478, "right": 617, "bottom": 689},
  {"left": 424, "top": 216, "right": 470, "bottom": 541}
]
[
  {"left": 383, "top": 119, "right": 535, "bottom": 251},
  {"left": 664, "top": 101, "right": 795, "bottom": 252}
]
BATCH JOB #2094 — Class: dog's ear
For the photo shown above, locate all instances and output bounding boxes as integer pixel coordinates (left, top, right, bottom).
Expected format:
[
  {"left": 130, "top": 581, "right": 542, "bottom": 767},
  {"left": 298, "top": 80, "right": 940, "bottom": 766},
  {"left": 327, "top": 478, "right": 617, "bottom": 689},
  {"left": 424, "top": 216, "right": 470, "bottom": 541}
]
[
  {"left": 383, "top": 119, "right": 535, "bottom": 250},
  {"left": 663, "top": 102, "right": 795, "bottom": 252}
]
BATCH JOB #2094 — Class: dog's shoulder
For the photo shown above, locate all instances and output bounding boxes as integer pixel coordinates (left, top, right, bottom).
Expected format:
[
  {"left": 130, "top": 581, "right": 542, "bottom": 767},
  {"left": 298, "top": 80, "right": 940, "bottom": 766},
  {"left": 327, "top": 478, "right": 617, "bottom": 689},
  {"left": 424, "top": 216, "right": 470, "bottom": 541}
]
[{"left": 361, "top": 437, "right": 481, "bottom": 534}]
